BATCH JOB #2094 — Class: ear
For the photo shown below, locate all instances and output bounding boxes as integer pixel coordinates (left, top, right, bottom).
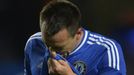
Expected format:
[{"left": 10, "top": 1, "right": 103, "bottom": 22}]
[{"left": 75, "top": 28, "right": 83, "bottom": 40}]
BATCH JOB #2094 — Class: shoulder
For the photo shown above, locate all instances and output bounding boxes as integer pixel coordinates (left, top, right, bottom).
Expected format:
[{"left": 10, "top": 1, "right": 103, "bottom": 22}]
[
  {"left": 86, "top": 30, "right": 121, "bottom": 50},
  {"left": 24, "top": 32, "right": 42, "bottom": 52},
  {"left": 28, "top": 32, "right": 42, "bottom": 41},
  {"left": 87, "top": 30, "right": 125, "bottom": 71},
  {"left": 87, "top": 30, "right": 122, "bottom": 60},
  {"left": 27, "top": 32, "right": 42, "bottom": 43}
]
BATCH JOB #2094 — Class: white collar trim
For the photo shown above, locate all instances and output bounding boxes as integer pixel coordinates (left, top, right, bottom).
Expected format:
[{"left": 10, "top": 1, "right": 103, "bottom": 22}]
[{"left": 70, "top": 30, "right": 88, "bottom": 55}]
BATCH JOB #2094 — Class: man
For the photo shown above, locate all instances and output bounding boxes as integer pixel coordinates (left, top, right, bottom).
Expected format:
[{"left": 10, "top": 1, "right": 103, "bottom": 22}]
[{"left": 24, "top": 0, "right": 126, "bottom": 75}]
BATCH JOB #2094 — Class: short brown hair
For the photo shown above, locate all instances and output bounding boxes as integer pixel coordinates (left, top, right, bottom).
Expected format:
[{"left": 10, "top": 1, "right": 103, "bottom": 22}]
[{"left": 40, "top": 0, "right": 81, "bottom": 37}]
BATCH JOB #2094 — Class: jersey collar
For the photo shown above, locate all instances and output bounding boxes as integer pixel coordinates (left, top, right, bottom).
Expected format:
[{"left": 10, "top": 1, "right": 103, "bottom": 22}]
[{"left": 69, "top": 29, "right": 88, "bottom": 55}]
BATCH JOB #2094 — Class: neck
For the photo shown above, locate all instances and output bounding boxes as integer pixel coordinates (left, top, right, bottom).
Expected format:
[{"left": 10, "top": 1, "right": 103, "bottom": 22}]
[{"left": 73, "top": 30, "right": 84, "bottom": 51}]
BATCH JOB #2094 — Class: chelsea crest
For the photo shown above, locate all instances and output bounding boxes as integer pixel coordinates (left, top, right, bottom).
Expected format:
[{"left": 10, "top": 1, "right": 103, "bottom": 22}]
[{"left": 74, "top": 61, "right": 86, "bottom": 75}]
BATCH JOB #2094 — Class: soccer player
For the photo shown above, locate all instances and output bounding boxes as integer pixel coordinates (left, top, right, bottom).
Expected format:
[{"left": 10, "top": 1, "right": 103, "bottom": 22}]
[{"left": 24, "top": 0, "right": 126, "bottom": 75}]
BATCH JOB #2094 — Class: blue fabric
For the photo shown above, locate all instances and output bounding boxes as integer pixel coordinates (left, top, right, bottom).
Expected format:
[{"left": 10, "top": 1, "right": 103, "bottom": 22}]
[
  {"left": 54, "top": 54, "right": 81, "bottom": 75},
  {"left": 24, "top": 29, "right": 126, "bottom": 75}
]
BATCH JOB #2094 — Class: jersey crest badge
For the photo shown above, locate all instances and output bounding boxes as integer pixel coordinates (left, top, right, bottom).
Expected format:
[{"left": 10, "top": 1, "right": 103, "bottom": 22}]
[{"left": 74, "top": 61, "right": 86, "bottom": 75}]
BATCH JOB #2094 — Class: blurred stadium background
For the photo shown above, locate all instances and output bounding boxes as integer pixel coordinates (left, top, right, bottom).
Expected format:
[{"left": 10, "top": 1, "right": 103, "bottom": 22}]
[{"left": 0, "top": 0, "right": 134, "bottom": 75}]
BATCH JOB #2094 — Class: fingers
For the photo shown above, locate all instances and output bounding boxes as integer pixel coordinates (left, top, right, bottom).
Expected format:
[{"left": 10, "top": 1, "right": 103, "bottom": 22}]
[
  {"left": 48, "top": 58, "right": 61, "bottom": 68},
  {"left": 51, "top": 51, "right": 57, "bottom": 58},
  {"left": 48, "top": 58, "right": 75, "bottom": 75},
  {"left": 48, "top": 59, "right": 53, "bottom": 74},
  {"left": 48, "top": 58, "right": 62, "bottom": 75},
  {"left": 49, "top": 47, "right": 56, "bottom": 58},
  {"left": 58, "top": 60, "right": 67, "bottom": 66},
  {"left": 49, "top": 47, "right": 67, "bottom": 66},
  {"left": 48, "top": 47, "right": 72, "bottom": 74},
  {"left": 48, "top": 58, "right": 55, "bottom": 74}
]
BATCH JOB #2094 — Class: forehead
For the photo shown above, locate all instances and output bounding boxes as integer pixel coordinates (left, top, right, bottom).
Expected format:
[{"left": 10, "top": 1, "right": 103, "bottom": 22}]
[
  {"left": 51, "top": 28, "right": 70, "bottom": 43},
  {"left": 44, "top": 28, "right": 71, "bottom": 47}
]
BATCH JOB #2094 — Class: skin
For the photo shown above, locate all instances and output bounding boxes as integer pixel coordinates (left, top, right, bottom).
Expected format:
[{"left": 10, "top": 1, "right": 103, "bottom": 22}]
[{"left": 42, "top": 27, "right": 84, "bottom": 75}]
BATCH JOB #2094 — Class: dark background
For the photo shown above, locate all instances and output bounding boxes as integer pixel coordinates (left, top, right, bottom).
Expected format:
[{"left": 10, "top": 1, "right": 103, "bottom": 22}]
[{"left": 0, "top": 0, "right": 134, "bottom": 75}]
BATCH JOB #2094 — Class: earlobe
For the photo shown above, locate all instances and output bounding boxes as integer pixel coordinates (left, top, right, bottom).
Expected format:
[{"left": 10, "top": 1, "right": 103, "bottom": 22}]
[
  {"left": 76, "top": 35, "right": 80, "bottom": 40},
  {"left": 76, "top": 32, "right": 81, "bottom": 40},
  {"left": 76, "top": 28, "right": 83, "bottom": 40}
]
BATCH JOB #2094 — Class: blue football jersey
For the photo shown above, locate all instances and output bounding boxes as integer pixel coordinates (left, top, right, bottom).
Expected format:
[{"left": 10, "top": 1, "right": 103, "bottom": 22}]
[{"left": 24, "top": 29, "right": 126, "bottom": 75}]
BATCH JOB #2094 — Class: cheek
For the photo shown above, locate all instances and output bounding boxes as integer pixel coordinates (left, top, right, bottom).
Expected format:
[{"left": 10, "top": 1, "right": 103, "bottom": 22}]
[
  {"left": 64, "top": 39, "right": 74, "bottom": 49},
  {"left": 56, "top": 34, "right": 68, "bottom": 41}
]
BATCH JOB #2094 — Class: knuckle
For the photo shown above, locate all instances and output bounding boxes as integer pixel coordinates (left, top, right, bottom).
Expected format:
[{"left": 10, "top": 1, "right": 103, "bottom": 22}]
[
  {"left": 54, "top": 67, "right": 62, "bottom": 73},
  {"left": 55, "top": 67, "right": 60, "bottom": 71}
]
